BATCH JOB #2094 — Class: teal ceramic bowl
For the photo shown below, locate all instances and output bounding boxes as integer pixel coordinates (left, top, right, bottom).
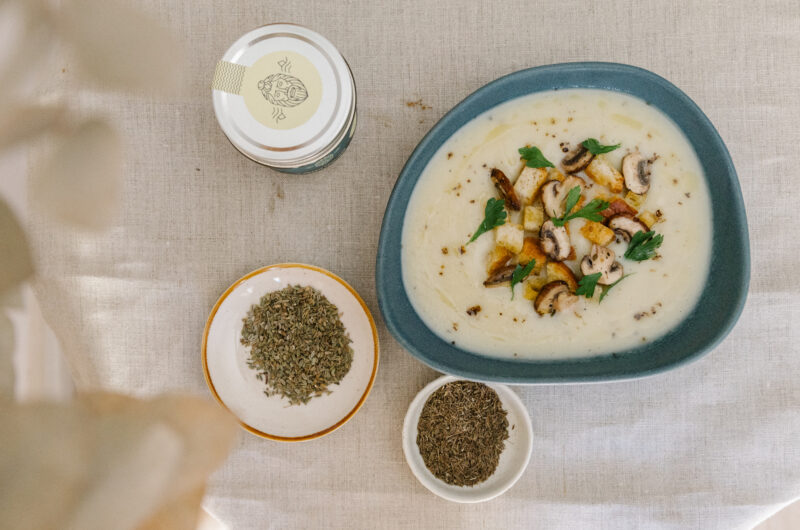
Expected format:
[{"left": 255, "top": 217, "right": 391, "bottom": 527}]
[{"left": 376, "top": 62, "right": 749, "bottom": 383}]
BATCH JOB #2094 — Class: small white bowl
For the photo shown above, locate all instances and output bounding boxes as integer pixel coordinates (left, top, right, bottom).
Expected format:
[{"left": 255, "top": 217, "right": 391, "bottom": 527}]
[
  {"left": 402, "top": 375, "right": 533, "bottom": 502},
  {"left": 202, "top": 263, "right": 379, "bottom": 442}
]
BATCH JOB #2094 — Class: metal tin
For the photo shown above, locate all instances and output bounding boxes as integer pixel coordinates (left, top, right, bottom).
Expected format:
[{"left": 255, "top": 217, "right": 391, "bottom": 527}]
[{"left": 212, "top": 24, "right": 356, "bottom": 173}]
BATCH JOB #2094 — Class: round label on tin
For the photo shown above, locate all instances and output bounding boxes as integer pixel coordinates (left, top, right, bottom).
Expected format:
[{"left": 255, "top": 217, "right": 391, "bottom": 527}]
[
  {"left": 241, "top": 51, "right": 322, "bottom": 130},
  {"left": 212, "top": 24, "right": 356, "bottom": 170}
]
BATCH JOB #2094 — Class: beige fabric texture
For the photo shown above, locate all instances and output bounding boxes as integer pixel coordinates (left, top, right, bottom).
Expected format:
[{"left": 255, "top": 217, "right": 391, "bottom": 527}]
[{"left": 28, "top": 0, "right": 800, "bottom": 528}]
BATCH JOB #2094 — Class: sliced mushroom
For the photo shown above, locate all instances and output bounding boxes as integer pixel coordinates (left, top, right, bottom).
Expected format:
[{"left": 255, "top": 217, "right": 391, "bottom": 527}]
[
  {"left": 540, "top": 180, "right": 562, "bottom": 217},
  {"left": 539, "top": 219, "right": 572, "bottom": 261},
  {"left": 600, "top": 197, "right": 638, "bottom": 220},
  {"left": 561, "top": 144, "right": 594, "bottom": 173},
  {"left": 483, "top": 264, "right": 516, "bottom": 287},
  {"left": 534, "top": 281, "right": 579, "bottom": 315},
  {"left": 580, "top": 244, "right": 624, "bottom": 285},
  {"left": 490, "top": 168, "right": 521, "bottom": 210},
  {"left": 541, "top": 176, "right": 585, "bottom": 218},
  {"left": 562, "top": 175, "right": 586, "bottom": 198},
  {"left": 607, "top": 213, "right": 649, "bottom": 242},
  {"left": 621, "top": 152, "right": 652, "bottom": 194}
]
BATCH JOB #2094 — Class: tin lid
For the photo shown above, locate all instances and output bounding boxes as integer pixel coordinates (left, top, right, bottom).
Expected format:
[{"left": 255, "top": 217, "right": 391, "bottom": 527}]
[{"left": 212, "top": 24, "right": 355, "bottom": 168}]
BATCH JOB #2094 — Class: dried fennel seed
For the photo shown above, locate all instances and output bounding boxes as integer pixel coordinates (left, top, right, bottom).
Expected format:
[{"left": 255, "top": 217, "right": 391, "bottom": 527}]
[
  {"left": 416, "top": 381, "right": 509, "bottom": 486},
  {"left": 241, "top": 285, "right": 353, "bottom": 405}
]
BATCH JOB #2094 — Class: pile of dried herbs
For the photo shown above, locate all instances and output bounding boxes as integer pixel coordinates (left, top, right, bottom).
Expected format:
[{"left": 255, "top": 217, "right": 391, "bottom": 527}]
[
  {"left": 241, "top": 285, "right": 353, "bottom": 405},
  {"left": 416, "top": 381, "right": 509, "bottom": 486}
]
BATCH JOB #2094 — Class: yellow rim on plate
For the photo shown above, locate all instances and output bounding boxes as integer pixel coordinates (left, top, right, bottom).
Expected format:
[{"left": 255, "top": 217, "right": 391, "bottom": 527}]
[{"left": 201, "top": 263, "right": 380, "bottom": 441}]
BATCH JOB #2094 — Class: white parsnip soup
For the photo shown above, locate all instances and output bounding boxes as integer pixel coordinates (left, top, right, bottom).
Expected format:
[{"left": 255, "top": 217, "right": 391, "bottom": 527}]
[{"left": 401, "top": 89, "right": 712, "bottom": 359}]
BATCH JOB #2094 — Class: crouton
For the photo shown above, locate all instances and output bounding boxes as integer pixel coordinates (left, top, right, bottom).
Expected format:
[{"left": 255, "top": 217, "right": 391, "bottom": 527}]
[
  {"left": 495, "top": 223, "right": 524, "bottom": 254},
  {"left": 584, "top": 155, "right": 624, "bottom": 193},
  {"left": 594, "top": 192, "right": 614, "bottom": 204},
  {"left": 580, "top": 221, "right": 615, "bottom": 246},
  {"left": 548, "top": 168, "right": 566, "bottom": 182},
  {"left": 639, "top": 210, "right": 661, "bottom": 228},
  {"left": 517, "top": 237, "right": 546, "bottom": 273},
  {"left": 513, "top": 167, "right": 548, "bottom": 206},
  {"left": 523, "top": 204, "right": 545, "bottom": 232},
  {"left": 546, "top": 261, "right": 578, "bottom": 291},
  {"left": 526, "top": 269, "right": 550, "bottom": 292},
  {"left": 624, "top": 190, "right": 647, "bottom": 209},
  {"left": 523, "top": 282, "right": 540, "bottom": 300},
  {"left": 487, "top": 245, "right": 512, "bottom": 275}
]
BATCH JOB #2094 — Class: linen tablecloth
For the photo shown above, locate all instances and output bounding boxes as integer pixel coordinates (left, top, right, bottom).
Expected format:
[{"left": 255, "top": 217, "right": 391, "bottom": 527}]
[{"left": 28, "top": 0, "right": 800, "bottom": 528}]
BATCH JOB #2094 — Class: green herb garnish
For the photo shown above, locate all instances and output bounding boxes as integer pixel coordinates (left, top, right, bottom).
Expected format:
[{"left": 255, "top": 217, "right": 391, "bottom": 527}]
[
  {"left": 551, "top": 186, "right": 609, "bottom": 227},
  {"left": 467, "top": 197, "right": 507, "bottom": 244},
  {"left": 510, "top": 260, "right": 536, "bottom": 300},
  {"left": 582, "top": 138, "right": 621, "bottom": 155},
  {"left": 575, "top": 272, "right": 602, "bottom": 299},
  {"left": 599, "top": 273, "right": 633, "bottom": 302},
  {"left": 624, "top": 230, "right": 664, "bottom": 261},
  {"left": 562, "top": 186, "right": 581, "bottom": 217},
  {"left": 518, "top": 146, "right": 554, "bottom": 168}
]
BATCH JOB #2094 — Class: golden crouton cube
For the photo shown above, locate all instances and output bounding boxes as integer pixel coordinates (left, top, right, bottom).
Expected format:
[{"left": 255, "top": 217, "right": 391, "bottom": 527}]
[
  {"left": 513, "top": 167, "right": 548, "bottom": 206},
  {"left": 594, "top": 192, "right": 615, "bottom": 208},
  {"left": 523, "top": 282, "right": 540, "bottom": 300},
  {"left": 624, "top": 190, "right": 647, "bottom": 209},
  {"left": 580, "top": 221, "right": 615, "bottom": 246},
  {"left": 639, "top": 210, "right": 661, "bottom": 228},
  {"left": 584, "top": 155, "right": 624, "bottom": 193},
  {"left": 523, "top": 205, "right": 545, "bottom": 232},
  {"left": 487, "top": 245, "right": 512, "bottom": 275},
  {"left": 517, "top": 237, "right": 546, "bottom": 272},
  {"left": 526, "top": 269, "right": 550, "bottom": 292},
  {"left": 548, "top": 168, "right": 566, "bottom": 182},
  {"left": 495, "top": 223, "right": 524, "bottom": 254},
  {"left": 546, "top": 261, "right": 578, "bottom": 291}
]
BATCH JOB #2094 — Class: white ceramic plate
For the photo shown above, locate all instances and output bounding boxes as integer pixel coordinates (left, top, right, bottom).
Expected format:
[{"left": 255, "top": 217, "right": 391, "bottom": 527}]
[
  {"left": 202, "top": 263, "right": 379, "bottom": 441},
  {"left": 402, "top": 375, "right": 533, "bottom": 502}
]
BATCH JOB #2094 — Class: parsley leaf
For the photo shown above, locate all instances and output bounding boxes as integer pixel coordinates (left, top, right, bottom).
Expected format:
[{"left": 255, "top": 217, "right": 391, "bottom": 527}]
[
  {"left": 582, "top": 138, "right": 621, "bottom": 155},
  {"left": 510, "top": 260, "right": 536, "bottom": 300},
  {"left": 575, "top": 272, "right": 602, "bottom": 298},
  {"left": 551, "top": 187, "right": 609, "bottom": 227},
  {"left": 624, "top": 230, "right": 664, "bottom": 261},
  {"left": 518, "top": 146, "right": 555, "bottom": 168},
  {"left": 599, "top": 273, "right": 633, "bottom": 302},
  {"left": 562, "top": 186, "right": 581, "bottom": 218},
  {"left": 467, "top": 197, "right": 507, "bottom": 244}
]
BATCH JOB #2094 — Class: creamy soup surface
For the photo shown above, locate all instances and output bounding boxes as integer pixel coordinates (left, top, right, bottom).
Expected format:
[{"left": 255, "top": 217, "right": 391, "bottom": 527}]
[{"left": 401, "top": 89, "right": 712, "bottom": 359}]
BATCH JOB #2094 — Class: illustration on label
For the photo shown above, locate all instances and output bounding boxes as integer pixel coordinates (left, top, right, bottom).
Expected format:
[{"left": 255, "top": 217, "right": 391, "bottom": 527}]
[
  {"left": 257, "top": 57, "right": 309, "bottom": 123},
  {"left": 213, "top": 51, "right": 323, "bottom": 131}
]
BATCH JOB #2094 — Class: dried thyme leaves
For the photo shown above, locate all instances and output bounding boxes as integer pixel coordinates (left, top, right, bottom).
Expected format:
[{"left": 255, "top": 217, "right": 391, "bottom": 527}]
[
  {"left": 416, "top": 381, "right": 509, "bottom": 486},
  {"left": 240, "top": 285, "right": 353, "bottom": 405}
]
